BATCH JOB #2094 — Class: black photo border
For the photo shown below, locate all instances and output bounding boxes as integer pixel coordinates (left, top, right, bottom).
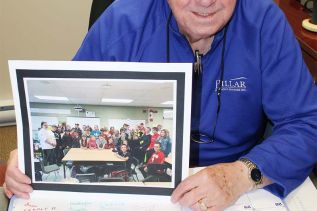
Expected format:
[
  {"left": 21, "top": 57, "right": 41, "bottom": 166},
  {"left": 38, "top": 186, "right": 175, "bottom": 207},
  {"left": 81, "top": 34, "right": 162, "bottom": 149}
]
[{"left": 16, "top": 68, "right": 186, "bottom": 196}]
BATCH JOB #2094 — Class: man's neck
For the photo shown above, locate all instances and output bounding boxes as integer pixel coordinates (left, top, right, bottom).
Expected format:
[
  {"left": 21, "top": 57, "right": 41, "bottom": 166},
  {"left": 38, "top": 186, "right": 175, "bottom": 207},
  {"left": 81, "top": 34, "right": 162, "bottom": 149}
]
[{"left": 188, "top": 36, "right": 214, "bottom": 55}]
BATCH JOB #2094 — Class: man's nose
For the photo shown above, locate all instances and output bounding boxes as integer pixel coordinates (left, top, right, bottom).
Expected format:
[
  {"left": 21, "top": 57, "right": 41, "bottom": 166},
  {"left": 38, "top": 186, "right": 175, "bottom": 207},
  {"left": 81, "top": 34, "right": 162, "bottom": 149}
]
[{"left": 196, "top": 0, "right": 216, "bottom": 8}]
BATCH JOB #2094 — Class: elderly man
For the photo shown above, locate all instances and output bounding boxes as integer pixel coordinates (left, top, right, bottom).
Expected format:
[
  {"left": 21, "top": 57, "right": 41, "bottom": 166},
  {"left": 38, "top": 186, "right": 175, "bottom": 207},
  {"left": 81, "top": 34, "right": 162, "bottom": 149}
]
[{"left": 4, "top": 0, "right": 317, "bottom": 210}]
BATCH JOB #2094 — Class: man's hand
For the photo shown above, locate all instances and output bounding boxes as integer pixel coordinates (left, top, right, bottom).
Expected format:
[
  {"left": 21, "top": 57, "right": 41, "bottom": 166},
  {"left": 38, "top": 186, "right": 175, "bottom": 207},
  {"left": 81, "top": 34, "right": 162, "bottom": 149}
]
[
  {"left": 171, "top": 161, "right": 253, "bottom": 211},
  {"left": 3, "top": 149, "right": 33, "bottom": 199}
]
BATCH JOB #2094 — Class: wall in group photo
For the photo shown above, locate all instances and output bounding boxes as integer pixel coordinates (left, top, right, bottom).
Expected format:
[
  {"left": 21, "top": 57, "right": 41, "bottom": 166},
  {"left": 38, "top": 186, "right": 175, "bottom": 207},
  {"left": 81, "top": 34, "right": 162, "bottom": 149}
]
[{"left": 29, "top": 102, "right": 174, "bottom": 136}]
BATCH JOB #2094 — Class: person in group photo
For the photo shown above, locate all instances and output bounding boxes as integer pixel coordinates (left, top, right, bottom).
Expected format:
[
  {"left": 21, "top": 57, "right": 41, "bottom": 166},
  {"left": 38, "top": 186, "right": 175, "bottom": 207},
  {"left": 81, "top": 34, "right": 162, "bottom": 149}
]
[
  {"left": 156, "top": 129, "right": 171, "bottom": 157},
  {"left": 80, "top": 135, "right": 88, "bottom": 148},
  {"left": 115, "top": 144, "right": 131, "bottom": 164},
  {"left": 104, "top": 137, "right": 115, "bottom": 149},
  {"left": 87, "top": 136, "right": 98, "bottom": 149},
  {"left": 140, "top": 142, "right": 166, "bottom": 182},
  {"left": 97, "top": 134, "right": 107, "bottom": 149},
  {"left": 38, "top": 122, "right": 56, "bottom": 165}
]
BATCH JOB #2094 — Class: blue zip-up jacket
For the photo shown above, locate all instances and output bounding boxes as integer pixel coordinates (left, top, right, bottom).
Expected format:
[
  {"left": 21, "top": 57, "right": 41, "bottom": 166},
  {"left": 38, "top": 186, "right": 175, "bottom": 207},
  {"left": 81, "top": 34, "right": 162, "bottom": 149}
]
[{"left": 74, "top": 0, "right": 317, "bottom": 198}]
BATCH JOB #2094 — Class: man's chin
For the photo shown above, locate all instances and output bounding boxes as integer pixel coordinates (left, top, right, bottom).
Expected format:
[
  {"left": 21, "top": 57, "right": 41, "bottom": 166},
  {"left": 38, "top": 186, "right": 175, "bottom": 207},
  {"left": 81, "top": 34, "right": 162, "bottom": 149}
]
[{"left": 185, "top": 31, "right": 215, "bottom": 43}]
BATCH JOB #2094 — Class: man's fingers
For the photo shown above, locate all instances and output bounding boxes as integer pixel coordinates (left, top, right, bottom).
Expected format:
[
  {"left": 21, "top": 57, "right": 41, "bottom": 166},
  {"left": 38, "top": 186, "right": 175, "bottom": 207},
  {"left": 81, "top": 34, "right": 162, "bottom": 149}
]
[
  {"left": 4, "top": 178, "right": 32, "bottom": 199},
  {"left": 171, "top": 173, "right": 202, "bottom": 203},
  {"left": 3, "top": 182, "right": 13, "bottom": 198},
  {"left": 6, "top": 177, "right": 33, "bottom": 193},
  {"left": 6, "top": 151, "right": 31, "bottom": 185},
  {"left": 191, "top": 203, "right": 202, "bottom": 211},
  {"left": 7, "top": 181, "right": 33, "bottom": 194},
  {"left": 177, "top": 186, "right": 206, "bottom": 208},
  {"left": 6, "top": 168, "right": 31, "bottom": 184},
  {"left": 4, "top": 190, "right": 13, "bottom": 199},
  {"left": 11, "top": 189, "right": 30, "bottom": 199},
  {"left": 171, "top": 178, "right": 194, "bottom": 203},
  {"left": 8, "top": 149, "right": 18, "bottom": 165},
  {"left": 5, "top": 149, "right": 33, "bottom": 198}
]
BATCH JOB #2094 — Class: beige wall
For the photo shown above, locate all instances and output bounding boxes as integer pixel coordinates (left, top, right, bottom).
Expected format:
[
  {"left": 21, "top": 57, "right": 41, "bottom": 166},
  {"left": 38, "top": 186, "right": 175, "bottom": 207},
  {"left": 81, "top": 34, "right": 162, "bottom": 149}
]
[
  {"left": 0, "top": 126, "right": 17, "bottom": 161},
  {"left": 0, "top": 0, "right": 92, "bottom": 160},
  {"left": 0, "top": 0, "right": 92, "bottom": 105}
]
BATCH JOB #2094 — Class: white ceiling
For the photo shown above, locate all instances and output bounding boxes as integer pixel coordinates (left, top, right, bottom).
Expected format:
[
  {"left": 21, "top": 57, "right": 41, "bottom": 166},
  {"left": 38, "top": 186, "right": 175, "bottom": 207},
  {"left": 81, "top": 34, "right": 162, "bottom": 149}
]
[{"left": 26, "top": 79, "right": 175, "bottom": 108}]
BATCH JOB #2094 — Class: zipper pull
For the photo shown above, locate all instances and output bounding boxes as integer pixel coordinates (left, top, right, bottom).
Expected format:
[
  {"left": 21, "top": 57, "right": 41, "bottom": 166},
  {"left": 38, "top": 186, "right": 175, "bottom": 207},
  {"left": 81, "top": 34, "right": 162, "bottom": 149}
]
[{"left": 194, "top": 50, "right": 203, "bottom": 75}]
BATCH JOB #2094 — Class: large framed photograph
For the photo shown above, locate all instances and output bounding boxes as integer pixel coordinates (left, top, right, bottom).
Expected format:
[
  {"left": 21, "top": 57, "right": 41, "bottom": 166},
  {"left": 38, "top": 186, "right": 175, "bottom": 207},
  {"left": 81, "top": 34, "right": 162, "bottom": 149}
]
[{"left": 9, "top": 61, "right": 192, "bottom": 196}]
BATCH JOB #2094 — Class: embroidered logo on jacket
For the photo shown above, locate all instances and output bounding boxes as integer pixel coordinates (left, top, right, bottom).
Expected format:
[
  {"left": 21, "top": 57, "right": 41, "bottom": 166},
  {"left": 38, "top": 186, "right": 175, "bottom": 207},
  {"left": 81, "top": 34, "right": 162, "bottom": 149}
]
[{"left": 215, "top": 77, "right": 247, "bottom": 92}]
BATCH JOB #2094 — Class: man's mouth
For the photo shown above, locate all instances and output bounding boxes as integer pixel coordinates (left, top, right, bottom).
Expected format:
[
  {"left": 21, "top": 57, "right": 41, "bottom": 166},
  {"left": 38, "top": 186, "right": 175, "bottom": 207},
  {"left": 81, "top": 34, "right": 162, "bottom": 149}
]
[
  {"left": 193, "top": 11, "right": 215, "bottom": 18},
  {"left": 196, "top": 12, "right": 212, "bottom": 17}
]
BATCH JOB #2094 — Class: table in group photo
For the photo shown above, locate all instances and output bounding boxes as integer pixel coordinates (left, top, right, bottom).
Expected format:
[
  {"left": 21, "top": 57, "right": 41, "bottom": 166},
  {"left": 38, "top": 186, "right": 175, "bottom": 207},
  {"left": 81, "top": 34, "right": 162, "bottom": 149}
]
[{"left": 62, "top": 148, "right": 124, "bottom": 179}]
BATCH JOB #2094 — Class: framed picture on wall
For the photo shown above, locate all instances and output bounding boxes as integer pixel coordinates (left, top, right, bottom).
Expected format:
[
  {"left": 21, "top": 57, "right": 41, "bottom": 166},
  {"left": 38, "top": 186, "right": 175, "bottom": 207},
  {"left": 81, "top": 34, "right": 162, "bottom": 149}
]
[{"left": 9, "top": 60, "right": 192, "bottom": 210}]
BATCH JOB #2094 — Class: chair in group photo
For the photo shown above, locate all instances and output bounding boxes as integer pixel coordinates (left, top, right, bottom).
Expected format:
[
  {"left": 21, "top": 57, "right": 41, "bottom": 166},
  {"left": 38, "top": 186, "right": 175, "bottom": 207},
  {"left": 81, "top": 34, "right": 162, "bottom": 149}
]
[
  {"left": 100, "top": 156, "right": 140, "bottom": 182},
  {"left": 72, "top": 165, "right": 98, "bottom": 183},
  {"left": 142, "top": 163, "right": 171, "bottom": 182},
  {"left": 75, "top": 172, "right": 97, "bottom": 183},
  {"left": 129, "top": 156, "right": 140, "bottom": 182},
  {"left": 39, "top": 157, "right": 60, "bottom": 181}
]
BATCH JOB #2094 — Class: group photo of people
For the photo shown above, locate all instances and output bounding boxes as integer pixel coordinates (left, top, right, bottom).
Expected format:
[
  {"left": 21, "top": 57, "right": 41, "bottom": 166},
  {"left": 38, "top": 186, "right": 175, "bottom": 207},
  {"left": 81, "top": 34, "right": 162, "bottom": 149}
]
[
  {"left": 24, "top": 78, "right": 176, "bottom": 186},
  {"left": 33, "top": 121, "right": 173, "bottom": 184}
]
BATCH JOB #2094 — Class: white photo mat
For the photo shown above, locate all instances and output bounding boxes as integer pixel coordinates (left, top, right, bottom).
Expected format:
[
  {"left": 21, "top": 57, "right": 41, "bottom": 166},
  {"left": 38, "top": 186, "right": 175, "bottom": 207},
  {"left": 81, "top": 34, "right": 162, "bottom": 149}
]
[{"left": 9, "top": 60, "right": 192, "bottom": 197}]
